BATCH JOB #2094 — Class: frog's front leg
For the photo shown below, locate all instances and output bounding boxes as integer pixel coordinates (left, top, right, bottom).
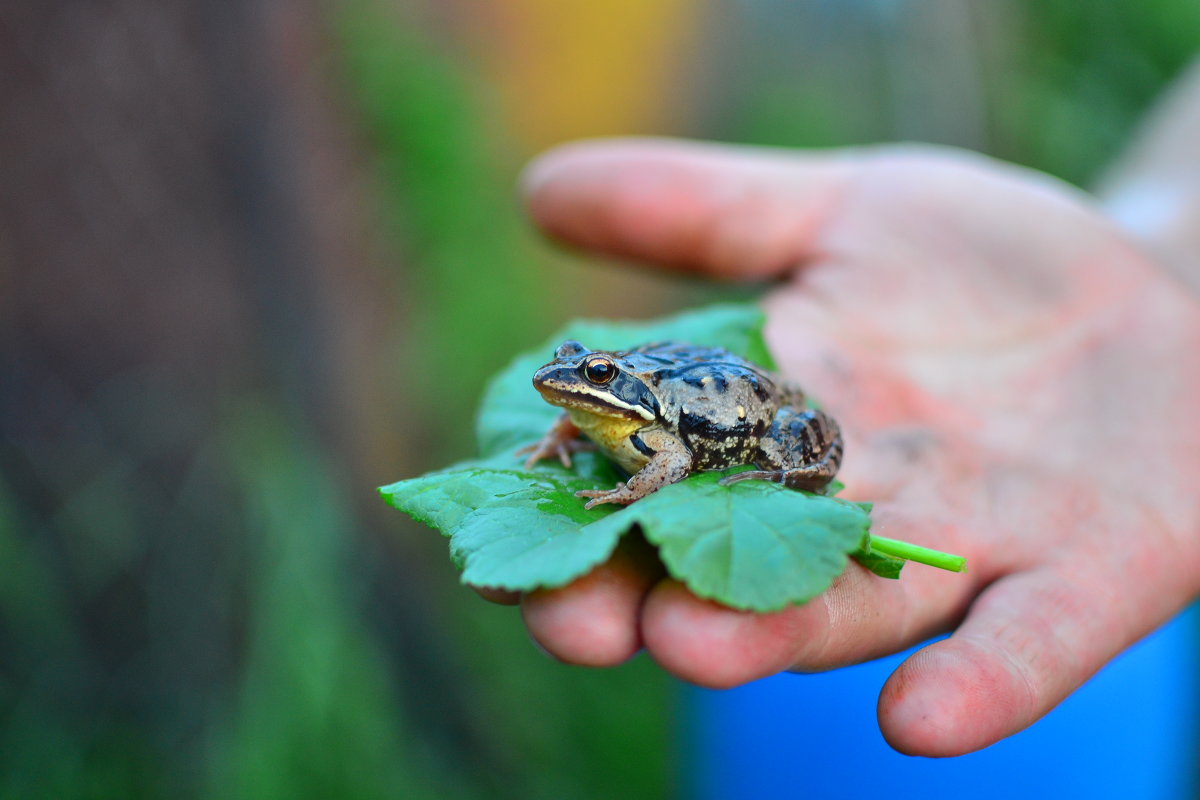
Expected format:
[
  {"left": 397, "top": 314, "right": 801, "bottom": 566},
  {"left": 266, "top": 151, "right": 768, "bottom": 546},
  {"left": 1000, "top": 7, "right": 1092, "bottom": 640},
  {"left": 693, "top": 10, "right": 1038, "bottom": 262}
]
[
  {"left": 518, "top": 413, "right": 596, "bottom": 469},
  {"left": 721, "top": 406, "right": 843, "bottom": 493},
  {"left": 575, "top": 428, "right": 692, "bottom": 509}
]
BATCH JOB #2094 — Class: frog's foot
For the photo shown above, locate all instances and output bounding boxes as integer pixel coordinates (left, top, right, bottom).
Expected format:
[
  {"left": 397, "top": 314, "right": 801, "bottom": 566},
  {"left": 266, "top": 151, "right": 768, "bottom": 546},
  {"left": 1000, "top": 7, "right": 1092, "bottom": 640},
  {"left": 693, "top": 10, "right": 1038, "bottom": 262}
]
[
  {"left": 576, "top": 436, "right": 693, "bottom": 509},
  {"left": 518, "top": 414, "right": 593, "bottom": 469},
  {"left": 719, "top": 469, "right": 779, "bottom": 486},
  {"left": 518, "top": 437, "right": 595, "bottom": 469},
  {"left": 574, "top": 482, "right": 643, "bottom": 509},
  {"left": 720, "top": 466, "right": 834, "bottom": 493}
]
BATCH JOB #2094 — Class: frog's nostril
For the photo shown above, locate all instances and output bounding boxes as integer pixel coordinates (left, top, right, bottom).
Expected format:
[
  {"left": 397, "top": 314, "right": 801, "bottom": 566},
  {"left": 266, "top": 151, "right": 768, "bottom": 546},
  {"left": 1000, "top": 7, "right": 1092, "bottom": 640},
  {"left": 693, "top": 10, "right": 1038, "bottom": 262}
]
[{"left": 533, "top": 365, "right": 570, "bottom": 392}]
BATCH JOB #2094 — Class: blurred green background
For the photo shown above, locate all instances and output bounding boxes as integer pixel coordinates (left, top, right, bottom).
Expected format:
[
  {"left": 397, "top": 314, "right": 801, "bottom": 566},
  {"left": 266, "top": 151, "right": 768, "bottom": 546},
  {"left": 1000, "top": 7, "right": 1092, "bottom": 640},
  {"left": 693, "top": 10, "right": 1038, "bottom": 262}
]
[{"left": 1, "top": 1, "right": 1197, "bottom": 798}]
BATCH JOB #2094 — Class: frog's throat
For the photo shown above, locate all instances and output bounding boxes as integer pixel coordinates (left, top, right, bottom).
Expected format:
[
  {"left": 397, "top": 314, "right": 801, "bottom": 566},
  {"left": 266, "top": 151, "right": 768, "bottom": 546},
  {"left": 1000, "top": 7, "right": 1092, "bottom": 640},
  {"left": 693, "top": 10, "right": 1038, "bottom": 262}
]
[
  {"left": 537, "top": 385, "right": 655, "bottom": 422},
  {"left": 566, "top": 409, "right": 650, "bottom": 473}
]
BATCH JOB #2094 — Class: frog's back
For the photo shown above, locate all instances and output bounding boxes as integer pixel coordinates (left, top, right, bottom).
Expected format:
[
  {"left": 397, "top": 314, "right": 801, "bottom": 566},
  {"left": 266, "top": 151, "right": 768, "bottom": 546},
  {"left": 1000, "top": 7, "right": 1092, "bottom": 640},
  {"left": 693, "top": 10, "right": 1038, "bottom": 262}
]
[{"left": 629, "top": 342, "right": 782, "bottom": 469}]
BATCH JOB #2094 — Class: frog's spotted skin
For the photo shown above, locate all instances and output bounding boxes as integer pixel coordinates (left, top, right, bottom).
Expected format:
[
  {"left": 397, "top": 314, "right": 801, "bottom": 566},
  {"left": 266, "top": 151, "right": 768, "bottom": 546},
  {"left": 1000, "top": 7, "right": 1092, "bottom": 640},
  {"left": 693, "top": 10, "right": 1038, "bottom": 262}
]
[{"left": 520, "top": 340, "right": 843, "bottom": 508}]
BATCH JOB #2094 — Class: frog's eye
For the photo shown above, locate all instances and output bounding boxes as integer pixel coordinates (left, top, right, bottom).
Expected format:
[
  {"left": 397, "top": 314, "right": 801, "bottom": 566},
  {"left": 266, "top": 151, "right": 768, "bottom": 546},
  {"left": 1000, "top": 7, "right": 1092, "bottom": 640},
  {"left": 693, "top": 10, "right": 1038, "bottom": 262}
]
[{"left": 582, "top": 355, "right": 617, "bottom": 385}]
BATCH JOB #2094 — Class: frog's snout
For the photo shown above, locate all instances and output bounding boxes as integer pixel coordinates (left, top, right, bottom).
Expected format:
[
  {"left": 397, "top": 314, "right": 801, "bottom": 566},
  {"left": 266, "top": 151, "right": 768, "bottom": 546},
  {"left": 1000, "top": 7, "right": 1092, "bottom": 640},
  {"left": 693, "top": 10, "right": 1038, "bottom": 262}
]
[{"left": 532, "top": 364, "right": 569, "bottom": 396}]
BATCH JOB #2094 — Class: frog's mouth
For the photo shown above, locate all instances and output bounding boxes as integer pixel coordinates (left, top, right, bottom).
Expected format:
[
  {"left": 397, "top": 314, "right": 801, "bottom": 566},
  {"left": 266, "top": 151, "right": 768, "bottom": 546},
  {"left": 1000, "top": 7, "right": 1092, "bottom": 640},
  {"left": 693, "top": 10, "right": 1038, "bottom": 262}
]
[{"left": 533, "top": 366, "right": 655, "bottom": 422}]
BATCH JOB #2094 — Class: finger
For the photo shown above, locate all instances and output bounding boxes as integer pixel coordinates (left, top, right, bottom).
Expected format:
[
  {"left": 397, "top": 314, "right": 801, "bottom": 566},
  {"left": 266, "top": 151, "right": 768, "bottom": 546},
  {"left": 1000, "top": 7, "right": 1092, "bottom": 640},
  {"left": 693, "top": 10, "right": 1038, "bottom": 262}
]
[
  {"left": 521, "top": 535, "right": 665, "bottom": 667},
  {"left": 641, "top": 506, "right": 982, "bottom": 688},
  {"left": 471, "top": 585, "right": 522, "bottom": 605},
  {"left": 878, "top": 545, "right": 1196, "bottom": 757},
  {"left": 521, "top": 137, "right": 855, "bottom": 280}
]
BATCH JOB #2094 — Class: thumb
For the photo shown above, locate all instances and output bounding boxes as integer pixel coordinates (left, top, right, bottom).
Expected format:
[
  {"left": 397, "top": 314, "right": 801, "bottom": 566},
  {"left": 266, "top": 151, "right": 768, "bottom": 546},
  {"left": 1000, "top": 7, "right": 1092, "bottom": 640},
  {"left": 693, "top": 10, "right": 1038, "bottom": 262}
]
[{"left": 521, "top": 137, "right": 856, "bottom": 281}]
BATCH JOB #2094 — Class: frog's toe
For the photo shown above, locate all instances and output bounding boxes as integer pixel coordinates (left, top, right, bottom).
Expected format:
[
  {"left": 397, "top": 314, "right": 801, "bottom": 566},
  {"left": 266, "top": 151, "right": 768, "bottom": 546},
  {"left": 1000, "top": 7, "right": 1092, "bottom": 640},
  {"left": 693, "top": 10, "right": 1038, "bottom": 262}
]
[
  {"left": 575, "top": 482, "right": 625, "bottom": 498},
  {"left": 719, "top": 470, "right": 781, "bottom": 486},
  {"left": 519, "top": 448, "right": 546, "bottom": 470},
  {"left": 520, "top": 438, "right": 596, "bottom": 470},
  {"left": 554, "top": 444, "right": 574, "bottom": 468},
  {"left": 721, "top": 466, "right": 836, "bottom": 493},
  {"left": 575, "top": 483, "right": 630, "bottom": 509},
  {"left": 516, "top": 441, "right": 546, "bottom": 469},
  {"left": 557, "top": 439, "right": 596, "bottom": 467},
  {"left": 581, "top": 495, "right": 611, "bottom": 510}
]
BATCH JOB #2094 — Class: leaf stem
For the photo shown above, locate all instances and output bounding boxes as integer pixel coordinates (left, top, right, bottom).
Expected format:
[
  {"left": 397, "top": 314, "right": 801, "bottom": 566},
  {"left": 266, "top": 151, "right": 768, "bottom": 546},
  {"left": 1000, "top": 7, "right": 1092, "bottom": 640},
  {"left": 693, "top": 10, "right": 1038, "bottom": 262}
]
[{"left": 868, "top": 535, "right": 966, "bottom": 573}]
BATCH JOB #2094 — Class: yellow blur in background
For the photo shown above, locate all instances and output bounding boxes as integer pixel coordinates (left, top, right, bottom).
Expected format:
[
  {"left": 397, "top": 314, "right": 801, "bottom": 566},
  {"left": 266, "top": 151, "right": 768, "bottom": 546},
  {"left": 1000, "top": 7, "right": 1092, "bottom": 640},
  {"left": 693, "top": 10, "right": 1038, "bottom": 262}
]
[{"left": 481, "top": 0, "right": 700, "bottom": 149}]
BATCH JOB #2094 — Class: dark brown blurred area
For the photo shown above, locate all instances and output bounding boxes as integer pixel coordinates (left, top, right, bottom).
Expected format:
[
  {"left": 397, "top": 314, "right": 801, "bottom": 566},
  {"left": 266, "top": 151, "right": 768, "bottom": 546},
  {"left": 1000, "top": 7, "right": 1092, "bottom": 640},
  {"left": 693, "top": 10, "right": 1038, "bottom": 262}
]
[
  {"left": 0, "top": 0, "right": 443, "bottom": 789},
  {"left": 0, "top": 0, "right": 398, "bottom": 479}
]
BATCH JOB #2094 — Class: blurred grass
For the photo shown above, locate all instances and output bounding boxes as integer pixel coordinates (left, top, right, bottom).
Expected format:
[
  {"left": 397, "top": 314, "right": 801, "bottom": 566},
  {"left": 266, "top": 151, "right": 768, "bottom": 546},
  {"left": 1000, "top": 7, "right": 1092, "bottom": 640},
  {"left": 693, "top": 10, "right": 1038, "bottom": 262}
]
[
  {"left": 210, "top": 404, "right": 461, "bottom": 800},
  {"left": 725, "top": 0, "right": 1200, "bottom": 188},
  {"left": 332, "top": 2, "right": 675, "bottom": 798},
  {"left": 334, "top": 1, "right": 554, "bottom": 457},
  {"left": 998, "top": 0, "right": 1200, "bottom": 185}
]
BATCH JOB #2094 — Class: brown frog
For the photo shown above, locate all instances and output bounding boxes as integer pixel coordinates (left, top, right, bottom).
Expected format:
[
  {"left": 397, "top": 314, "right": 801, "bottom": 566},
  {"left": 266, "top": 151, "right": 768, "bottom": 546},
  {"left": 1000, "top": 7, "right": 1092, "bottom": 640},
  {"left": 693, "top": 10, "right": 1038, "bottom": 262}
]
[{"left": 519, "top": 340, "right": 843, "bottom": 508}]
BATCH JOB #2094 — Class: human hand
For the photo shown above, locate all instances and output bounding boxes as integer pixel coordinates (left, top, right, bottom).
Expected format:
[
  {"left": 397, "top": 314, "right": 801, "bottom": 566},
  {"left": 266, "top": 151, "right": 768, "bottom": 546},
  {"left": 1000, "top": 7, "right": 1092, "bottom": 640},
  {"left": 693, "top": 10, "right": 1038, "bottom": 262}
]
[{"left": 488, "top": 138, "right": 1200, "bottom": 756}]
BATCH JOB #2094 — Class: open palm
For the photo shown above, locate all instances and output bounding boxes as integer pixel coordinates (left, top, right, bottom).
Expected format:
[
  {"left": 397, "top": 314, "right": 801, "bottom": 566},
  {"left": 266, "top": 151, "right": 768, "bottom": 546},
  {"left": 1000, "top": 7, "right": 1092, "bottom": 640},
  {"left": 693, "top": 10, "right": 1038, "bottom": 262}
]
[{"left": 503, "top": 139, "right": 1200, "bottom": 756}]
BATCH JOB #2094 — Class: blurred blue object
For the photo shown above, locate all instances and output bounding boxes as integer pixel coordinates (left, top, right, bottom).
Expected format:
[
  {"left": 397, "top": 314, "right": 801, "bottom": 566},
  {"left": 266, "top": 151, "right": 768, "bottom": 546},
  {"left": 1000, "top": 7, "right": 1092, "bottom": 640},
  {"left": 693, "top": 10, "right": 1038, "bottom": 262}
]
[{"left": 685, "top": 603, "right": 1199, "bottom": 800}]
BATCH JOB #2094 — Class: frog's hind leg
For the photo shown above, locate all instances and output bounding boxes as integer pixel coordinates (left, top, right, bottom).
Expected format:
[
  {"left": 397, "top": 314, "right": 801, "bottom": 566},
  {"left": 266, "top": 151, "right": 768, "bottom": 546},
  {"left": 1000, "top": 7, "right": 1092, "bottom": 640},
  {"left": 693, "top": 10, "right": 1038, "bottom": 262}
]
[
  {"left": 777, "top": 382, "right": 808, "bottom": 408},
  {"left": 720, "top": 407, "right": 843, "bottom": 493}
]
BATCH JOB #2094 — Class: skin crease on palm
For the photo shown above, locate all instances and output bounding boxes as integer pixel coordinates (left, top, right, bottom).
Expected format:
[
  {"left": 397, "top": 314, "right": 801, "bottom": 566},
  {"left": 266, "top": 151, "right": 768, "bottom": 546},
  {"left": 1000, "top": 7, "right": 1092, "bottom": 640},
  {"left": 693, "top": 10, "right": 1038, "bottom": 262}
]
[{"left": 476, "top": 137, "right": 1200, "bottom": 758}]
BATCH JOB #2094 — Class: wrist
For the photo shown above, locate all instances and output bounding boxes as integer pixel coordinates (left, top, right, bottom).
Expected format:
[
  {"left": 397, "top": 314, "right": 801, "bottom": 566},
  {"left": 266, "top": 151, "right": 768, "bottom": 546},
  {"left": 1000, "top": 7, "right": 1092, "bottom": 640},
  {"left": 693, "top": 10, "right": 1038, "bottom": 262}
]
[{"left": 1096, "top": 59, "right": 1200, "bottom": 291}]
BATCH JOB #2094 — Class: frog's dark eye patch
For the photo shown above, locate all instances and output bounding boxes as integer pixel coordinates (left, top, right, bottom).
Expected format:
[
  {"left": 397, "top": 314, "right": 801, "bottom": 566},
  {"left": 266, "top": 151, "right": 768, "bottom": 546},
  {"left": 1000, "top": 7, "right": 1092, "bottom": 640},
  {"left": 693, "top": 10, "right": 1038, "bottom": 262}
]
[{"left": 582, "top": 355, "right": 617, "bottom": 385}]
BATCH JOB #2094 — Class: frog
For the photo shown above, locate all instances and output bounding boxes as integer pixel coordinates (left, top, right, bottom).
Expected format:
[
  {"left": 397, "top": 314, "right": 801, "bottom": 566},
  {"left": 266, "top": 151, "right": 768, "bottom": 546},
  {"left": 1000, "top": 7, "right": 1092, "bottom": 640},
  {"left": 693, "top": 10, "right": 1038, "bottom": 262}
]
[{"left": 518, "top": 340, "right": 843, "bottom": 509}]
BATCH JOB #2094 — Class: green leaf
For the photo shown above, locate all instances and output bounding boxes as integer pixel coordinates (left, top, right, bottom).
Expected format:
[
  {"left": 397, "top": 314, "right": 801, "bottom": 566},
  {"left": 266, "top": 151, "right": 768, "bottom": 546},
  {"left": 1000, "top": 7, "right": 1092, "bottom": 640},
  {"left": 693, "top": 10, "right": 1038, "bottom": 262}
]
[
  {"left": 383, "top": 458, "right": 871, "bottom": 610},
  {"left": 850, "top": 546, "right": 906, "bottom": 580},
  {"left": 380, "top": 453, "right": 625, "bottom": 590},
  {"left": 586, "top": 472, "right": 871, "bottom": 611},
  {"left": 381, "top": 302, "right": 964, "bottom": 611}
]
